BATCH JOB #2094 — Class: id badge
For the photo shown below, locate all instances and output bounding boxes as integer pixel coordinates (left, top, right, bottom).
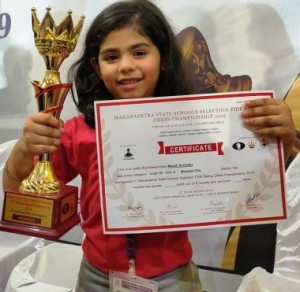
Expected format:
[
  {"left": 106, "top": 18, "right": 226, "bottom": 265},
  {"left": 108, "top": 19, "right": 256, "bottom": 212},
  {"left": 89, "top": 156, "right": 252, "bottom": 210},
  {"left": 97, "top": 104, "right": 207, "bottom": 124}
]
[{"left": 109, "top": 270, "right": 158, "bottom": 292}]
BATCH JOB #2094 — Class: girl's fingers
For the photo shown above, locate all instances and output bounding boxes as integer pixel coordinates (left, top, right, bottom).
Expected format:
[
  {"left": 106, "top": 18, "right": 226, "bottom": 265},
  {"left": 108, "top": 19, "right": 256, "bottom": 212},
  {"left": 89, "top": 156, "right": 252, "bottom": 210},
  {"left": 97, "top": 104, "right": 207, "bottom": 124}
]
[
  {"left": 241, "top": 98, "right": 296, "bottom": 161},
  {"left": 21, "top": 113, "right": 64, "bottom": 155},
  {"left": 242, "top": 98, "right": 283, "bottom": 118}
]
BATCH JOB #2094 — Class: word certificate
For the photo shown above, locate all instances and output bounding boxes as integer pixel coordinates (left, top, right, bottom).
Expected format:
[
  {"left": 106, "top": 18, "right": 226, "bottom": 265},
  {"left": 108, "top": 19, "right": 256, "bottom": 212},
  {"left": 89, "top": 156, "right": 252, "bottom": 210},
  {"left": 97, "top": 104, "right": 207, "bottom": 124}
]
[{"left": 95, "top": 91, "right": 286, "bottom": 234}]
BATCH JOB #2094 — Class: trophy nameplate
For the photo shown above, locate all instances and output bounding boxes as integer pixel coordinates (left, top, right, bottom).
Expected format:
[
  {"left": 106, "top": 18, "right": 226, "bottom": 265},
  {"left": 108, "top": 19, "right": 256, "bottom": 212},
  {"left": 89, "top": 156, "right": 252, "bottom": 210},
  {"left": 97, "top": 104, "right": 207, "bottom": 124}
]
[
  {"left": 2, "top": 186, "right": 78, "bottom": 239},
  {"left": 0, "top": 7, "right": 85, "bottom": 240}
]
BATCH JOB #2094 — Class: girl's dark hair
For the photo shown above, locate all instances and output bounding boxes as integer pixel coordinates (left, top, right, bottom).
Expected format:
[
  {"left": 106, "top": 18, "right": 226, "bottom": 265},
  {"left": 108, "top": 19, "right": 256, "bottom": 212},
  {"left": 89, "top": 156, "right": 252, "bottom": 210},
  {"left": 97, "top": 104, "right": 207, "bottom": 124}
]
[{"left": 68, "top": 0, "right": 192, "bottom": 128}]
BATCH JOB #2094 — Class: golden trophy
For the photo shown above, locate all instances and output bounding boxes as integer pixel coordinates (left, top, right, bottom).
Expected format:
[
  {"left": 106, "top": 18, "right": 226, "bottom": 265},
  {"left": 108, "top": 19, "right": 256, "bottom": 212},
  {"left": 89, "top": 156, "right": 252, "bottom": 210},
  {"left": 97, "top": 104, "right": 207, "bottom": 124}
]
[{"left": 0, "top": 7, "right": 85, "bottom": 239}]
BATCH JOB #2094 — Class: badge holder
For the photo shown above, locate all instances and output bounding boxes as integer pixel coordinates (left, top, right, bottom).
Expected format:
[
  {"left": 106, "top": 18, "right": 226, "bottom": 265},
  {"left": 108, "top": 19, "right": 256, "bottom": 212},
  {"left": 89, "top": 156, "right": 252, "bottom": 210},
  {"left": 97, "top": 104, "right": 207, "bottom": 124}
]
[{"left": 109, "top": 235, "right": 158, "bottom": 292}]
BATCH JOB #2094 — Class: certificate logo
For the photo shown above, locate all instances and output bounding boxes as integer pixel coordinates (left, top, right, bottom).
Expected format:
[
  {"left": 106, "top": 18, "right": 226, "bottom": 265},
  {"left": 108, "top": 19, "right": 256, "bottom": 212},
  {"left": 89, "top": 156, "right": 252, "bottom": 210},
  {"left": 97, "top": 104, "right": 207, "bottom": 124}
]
[
  {"left": 124, "top": 148, "right": 135, "bottom": 160},
  {"left": 232, "top": 142, "right": 245, "bottom": 151},
  {"left": 247, "top": 140, "right": 256, "bottom": 149},
  {"left": 260, "top": 138, "right": 269, "bottom": 147}
]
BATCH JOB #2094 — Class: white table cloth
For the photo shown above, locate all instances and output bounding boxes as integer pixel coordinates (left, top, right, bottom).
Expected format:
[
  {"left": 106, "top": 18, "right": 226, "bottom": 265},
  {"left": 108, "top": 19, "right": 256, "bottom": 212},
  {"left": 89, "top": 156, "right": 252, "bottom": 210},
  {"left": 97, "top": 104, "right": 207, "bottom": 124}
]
[
  {"left": 0, "top": 139, "right": 44, "bottom": 291},
  {"left": 237, "top": 267, "right": 300, "bottom": 291},
  {"left": 5, "top": 242, "right": 82, "bottom": 292},
  {"left": 237, "top": 153, "right": 300, "bottom": 291},
  {"left": 0, "top": 232, "right": 43, "bottom": 292},
  {"left": 274, "top": 153, "right": 300, "bottom": 283}
]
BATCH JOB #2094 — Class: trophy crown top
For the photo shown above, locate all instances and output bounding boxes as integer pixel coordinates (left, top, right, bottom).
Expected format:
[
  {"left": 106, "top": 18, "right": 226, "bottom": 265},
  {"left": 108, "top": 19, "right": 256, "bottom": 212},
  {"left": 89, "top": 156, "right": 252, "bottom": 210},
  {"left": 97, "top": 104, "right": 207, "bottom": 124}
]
[
  {"left": 31, "top": 6, "right": 85, "bottom": 73},
  {"left": 31, "top": 6, "right": 85, "bottom": 47},
  {"left": 31, "top": 6, "right": 85, "bottom": 83}
]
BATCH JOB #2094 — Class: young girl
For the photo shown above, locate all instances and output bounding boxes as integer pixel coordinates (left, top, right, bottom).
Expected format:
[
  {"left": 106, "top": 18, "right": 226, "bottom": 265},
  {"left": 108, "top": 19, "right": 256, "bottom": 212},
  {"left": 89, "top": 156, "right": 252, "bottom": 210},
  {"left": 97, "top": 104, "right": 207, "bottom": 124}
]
[{"left": 2, "top": 0, "right": 296, "bottom": 291}]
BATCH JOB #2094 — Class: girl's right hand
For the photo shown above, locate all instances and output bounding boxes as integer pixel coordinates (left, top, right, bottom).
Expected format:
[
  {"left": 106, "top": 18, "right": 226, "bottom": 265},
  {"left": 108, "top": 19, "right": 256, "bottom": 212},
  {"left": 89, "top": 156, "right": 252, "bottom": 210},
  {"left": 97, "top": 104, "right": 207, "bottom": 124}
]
[
  {"left": 20, "top": 112, "right": 64, "bottom": 157},
  {"left": 3, "top": 113, "right": 64, "bottom": 189}
]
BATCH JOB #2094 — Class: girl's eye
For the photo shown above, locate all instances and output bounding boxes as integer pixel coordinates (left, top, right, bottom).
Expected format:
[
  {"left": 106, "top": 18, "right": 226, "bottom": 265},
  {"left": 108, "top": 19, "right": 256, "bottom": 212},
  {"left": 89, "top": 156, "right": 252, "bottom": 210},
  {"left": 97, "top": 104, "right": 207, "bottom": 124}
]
[
  {"left": 134, "top": 50, "right": 147, "bottom": 57},
  {"left": 104, "top": 54, "right": 118, "bottom": 62}
]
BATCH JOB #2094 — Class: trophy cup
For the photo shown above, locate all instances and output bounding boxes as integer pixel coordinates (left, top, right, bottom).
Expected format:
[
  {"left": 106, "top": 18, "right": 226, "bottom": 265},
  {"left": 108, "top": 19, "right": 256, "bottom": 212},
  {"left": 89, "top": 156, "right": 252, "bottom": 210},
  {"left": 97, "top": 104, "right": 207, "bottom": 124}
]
[{"left": 0, "top": 7, "right": 85, "bottom": 239}]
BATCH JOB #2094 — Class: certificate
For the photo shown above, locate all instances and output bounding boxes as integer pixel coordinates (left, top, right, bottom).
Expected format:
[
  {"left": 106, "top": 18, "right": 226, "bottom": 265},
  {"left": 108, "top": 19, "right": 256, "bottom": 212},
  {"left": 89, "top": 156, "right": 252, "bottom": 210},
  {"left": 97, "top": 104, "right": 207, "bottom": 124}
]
[{"left": 94, "top": 91, "right": 287, "bottom": 234}]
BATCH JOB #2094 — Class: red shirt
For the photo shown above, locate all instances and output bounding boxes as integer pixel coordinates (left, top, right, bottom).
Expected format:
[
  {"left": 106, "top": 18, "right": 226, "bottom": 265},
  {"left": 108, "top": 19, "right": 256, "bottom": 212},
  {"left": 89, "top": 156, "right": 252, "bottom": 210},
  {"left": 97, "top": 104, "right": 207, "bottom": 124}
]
[{"left": 52, "top": 115, "right": 192, "bottom": 278}]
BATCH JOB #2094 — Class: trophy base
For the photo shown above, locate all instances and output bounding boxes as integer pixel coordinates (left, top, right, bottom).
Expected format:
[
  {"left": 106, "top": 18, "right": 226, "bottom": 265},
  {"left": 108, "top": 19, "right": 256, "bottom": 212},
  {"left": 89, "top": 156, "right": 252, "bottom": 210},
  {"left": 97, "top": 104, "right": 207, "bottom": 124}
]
[
  {"left": 0, "top": 214, "right": 80, "bottom": 240},
  {"left": 0, "top": 185, "right": 80, "bottom": 240}
]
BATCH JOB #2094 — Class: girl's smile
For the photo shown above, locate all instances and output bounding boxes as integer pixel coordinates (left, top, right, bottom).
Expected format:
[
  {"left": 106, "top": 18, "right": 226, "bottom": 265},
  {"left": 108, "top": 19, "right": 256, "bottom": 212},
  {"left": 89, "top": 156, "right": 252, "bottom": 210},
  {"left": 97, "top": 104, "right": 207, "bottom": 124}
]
[{"left": 118, "top": 77, "right": 142, "bottom": 88}]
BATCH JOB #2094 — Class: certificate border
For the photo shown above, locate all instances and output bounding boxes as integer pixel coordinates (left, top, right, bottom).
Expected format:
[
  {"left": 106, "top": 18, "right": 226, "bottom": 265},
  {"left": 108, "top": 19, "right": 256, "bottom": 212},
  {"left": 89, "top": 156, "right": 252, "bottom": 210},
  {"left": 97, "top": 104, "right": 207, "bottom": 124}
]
[{"left": 95, "top": 91, "right": 287, "bottom": 234}]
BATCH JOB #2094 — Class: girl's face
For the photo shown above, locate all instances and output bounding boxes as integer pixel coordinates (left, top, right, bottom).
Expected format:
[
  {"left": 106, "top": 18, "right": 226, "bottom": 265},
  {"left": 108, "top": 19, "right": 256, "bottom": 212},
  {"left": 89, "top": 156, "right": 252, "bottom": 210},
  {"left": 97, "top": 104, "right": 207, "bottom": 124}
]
[{"left": 94, "top": 26, "right": 161, "bottom": 100}]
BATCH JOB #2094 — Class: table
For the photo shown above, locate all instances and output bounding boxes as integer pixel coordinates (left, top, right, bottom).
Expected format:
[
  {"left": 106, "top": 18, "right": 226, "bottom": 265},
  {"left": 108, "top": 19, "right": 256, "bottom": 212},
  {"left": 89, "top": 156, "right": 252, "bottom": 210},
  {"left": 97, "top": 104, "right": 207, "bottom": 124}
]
[
  {"left": 237, "top": 267, "right": 300, "bottom": 291},
  {"left": 0, "top": 139, "right": 44, "bottom": 292},
  {"left": 4, "top": 242, "right": 82, "bottom": 292},
  {"left": 0, "top": 232, "right": 43, "bottom": 292}
]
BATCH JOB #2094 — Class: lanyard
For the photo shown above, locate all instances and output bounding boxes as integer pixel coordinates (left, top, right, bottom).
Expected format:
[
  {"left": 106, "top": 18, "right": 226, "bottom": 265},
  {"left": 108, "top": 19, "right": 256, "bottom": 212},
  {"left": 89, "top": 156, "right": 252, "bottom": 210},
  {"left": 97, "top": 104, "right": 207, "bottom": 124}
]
[{"left": 126, "top": 234, "right": 136, "bottom": 276}]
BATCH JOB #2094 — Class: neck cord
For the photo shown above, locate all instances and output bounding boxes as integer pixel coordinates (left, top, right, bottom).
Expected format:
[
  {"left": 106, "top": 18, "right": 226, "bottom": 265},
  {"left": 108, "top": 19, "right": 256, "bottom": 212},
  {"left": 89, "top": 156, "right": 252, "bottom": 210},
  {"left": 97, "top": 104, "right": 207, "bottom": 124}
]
[{"left": 126, "top": 234, "right": 136, "bottom": 276}]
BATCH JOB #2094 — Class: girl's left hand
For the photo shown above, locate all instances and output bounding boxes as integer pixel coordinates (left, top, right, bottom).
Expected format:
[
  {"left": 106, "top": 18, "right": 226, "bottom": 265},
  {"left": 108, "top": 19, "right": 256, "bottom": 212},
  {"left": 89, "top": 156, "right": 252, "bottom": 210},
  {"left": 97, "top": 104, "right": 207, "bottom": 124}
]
[{"left": 241, "top": 98, "right": 296, "bottom": 162}]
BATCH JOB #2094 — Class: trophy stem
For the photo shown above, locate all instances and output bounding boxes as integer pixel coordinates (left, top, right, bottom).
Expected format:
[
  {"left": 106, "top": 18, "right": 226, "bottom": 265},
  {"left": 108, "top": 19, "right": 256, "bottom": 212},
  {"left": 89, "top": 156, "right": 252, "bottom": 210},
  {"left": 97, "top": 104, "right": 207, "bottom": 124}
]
[
  {"left": 20, "top": 82, "right": 72, "bottom": 196},
  {"left": 40, "top": 70, "right": 61, "bottom": 88},
  {"left": 20, "top": 161, "right": 62, "bottom": 194},
  {"left": 40, "top": 153, "right": 51, "bottom": 161}
]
